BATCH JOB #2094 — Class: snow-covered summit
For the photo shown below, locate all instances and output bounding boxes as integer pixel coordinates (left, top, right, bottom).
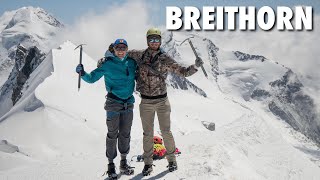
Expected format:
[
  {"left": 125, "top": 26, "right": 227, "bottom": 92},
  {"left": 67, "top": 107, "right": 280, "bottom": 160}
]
[
  {"left": 0, "top": 6, "right": 64, "bottom": 89},
  {"left": 1, "top": 6, "right": 63, "bottom": 51}
]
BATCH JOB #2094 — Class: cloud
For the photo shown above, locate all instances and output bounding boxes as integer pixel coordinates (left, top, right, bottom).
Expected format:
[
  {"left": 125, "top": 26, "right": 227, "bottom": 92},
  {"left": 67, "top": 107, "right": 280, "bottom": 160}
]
[{"left": 60, "top": 0, "right": 153, "bottom": 60}]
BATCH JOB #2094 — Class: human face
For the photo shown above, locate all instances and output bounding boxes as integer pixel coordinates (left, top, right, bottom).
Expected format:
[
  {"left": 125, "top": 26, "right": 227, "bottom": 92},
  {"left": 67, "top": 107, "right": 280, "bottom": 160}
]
[
  {"left": 114, "top": 44, "right": 128, "bottom": 59},
  {"left": 147, "top": 36, "right": 161, "bottom": 50}
]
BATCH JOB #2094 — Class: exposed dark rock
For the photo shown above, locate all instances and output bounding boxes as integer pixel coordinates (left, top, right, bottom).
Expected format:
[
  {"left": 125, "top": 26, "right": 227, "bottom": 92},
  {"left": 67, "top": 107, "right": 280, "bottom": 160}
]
[
  {"left": 0, "top": 140, "right": 19, "bottom": 153},
  {"left": 251, "top": 89, "right": 271, "bottom": 101},
  {"left": 234, "top": 51, "right": 267, "bottom": 62},
  {"left": 268, "top": 69, "right": 320, "bottom": 144},
  {"left": 161, "top": 31, "right": 180, "bottom": 59},
  {"left": 202, "top": 121, "right": 215, "bottom": 131},
  {"left": 269, "top": 101, "right": 299, "bottom": 130},
  {"left": 167, "top": 73, "right": 207, "bottom": 97},
  {"left": 11, "top": 46, "right": 45, "bottom": 104},
  {"left": 205, "top": 38, "right": 219, "bottom": 81},
  {"left": 0, "top": 45, "right": 45, "bottom": 118},
  {"left": 35, "top": 9, "right": 64, "bottom": 28}
]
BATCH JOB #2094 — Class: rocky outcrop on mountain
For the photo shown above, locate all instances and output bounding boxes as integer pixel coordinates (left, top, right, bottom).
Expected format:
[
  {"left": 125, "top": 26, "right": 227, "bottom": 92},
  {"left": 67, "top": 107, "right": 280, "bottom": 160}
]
[
  {"left": 0, "top": 45, "right": 45, "bottom": 117},
  {"left": 161, "top": 31, "right": 180, "bottom": 59},
  {"left": 234, "top": 51, "right": 267, "bottom": 62},
  {"left": 0, "top": 6, "right": 63, "bottom": 88},
  {"left": 205, "top": 38, "right": 219, "bottom": 81},
  {"left": 268, "top": 69, "right": 320, "bottom": 144},
  {"left": 236, "top": 64, "right": 320, "bottom": 144},
  {"left": 33, "top": 8, "right": 64, "bottom": 28},
  {"left": 167, "top": 73, "right": 207, "bottom": 97},
  {"left": 251, "top": 89, "right": 271, "bottom": 101}
]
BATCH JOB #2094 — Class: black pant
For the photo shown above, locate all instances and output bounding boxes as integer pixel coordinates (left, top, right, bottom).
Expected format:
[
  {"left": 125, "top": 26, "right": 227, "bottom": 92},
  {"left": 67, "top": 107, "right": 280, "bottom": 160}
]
[{"left": 104, "top": 98, "right": 134, "bottom": 161}]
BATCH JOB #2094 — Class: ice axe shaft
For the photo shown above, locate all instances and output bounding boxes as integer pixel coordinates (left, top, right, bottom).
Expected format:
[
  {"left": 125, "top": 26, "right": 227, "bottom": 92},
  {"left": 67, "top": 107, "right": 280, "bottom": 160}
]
[
  {"left": 187, "top": 39, "right": 208, "bottom": 78},
  {"left": 75, "top": 44, "right": 86, "bottom": 91}
]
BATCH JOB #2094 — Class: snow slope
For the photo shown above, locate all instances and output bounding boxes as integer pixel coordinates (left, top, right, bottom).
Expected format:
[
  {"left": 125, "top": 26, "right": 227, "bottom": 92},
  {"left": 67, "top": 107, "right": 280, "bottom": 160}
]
[
  {"left": 0, "top": 41, "right": 320, "bottom": 179},
  {"left": 161, "top": 32, "right": 320, "bottom": 145}
]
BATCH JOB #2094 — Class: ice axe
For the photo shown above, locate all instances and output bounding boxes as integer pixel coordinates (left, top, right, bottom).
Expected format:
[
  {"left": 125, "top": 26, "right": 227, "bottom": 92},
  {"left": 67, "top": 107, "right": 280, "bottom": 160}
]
[
  {"left": 180, "top": 37, "right": 208, "bottom": 78},
  {"left": 75, "top": 44, "right": 86, "bottom": 91}
]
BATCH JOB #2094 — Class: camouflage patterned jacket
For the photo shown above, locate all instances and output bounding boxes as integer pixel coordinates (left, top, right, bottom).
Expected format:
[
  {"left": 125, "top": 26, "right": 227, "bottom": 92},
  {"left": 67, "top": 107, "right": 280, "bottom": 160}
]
[{"left": 127, "top": 48, "right": 198, "bottom": 97}]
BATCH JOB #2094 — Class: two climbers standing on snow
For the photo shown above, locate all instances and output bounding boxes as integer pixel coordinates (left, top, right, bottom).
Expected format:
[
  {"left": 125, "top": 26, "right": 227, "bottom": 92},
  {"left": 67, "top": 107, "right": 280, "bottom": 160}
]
[{"left": 76, "top": 27, "right": 204, "bottom": 178}]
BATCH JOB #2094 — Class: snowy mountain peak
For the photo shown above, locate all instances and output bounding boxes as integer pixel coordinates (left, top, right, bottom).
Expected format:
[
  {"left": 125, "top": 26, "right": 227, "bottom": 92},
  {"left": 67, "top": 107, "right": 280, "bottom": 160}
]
[
  {"left": 0, "top": 6, "right": 64, "bottom": 89},
  {"left": 270, "top": 69, "right": 302, "bottom": 89},
  {"left": 3, "top": 6, "right": 63, "bottom": 31},
  {"left": 0, "top": 6, "right": 64, "bottom": 51}
]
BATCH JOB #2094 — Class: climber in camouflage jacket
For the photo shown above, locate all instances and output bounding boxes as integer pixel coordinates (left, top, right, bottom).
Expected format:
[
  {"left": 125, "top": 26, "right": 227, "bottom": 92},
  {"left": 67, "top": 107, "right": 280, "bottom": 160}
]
[
  {"left": 127, "top": 28, "right": 203, "bottom": 175},
  {"left": 127, "top": 47, "right": 198, "bottom": 97}
]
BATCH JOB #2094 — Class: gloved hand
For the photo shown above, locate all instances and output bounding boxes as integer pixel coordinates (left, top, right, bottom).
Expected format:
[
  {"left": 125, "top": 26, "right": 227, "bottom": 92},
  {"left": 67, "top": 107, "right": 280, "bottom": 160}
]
[
  {"left": 76, "top": 64, "right": 85, "bottom": 76},
  {"left": 195, "top": 57, "right": 204, "bottom": 67}
]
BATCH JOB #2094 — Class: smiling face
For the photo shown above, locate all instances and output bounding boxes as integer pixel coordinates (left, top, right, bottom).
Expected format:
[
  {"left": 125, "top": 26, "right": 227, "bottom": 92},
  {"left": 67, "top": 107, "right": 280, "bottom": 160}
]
[{"left": 113, "top": 44, "right": 128, "bottom": 59}]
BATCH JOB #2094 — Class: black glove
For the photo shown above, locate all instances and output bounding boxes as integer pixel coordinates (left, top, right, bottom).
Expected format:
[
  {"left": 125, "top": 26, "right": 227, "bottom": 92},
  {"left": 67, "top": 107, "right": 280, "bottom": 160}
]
[
  {"left": 76, "top": 64, "right": 85, "bottom": 76},
  {"left": 195, "top": 57, "right": 204, "bottom": 67}
]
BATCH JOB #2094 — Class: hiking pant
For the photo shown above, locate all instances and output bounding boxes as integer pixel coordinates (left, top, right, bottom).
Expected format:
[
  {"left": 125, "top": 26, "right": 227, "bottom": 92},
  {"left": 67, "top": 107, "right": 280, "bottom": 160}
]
[
  {"left": 104, "top": 98, "right": 134, "bottom": 162},
  {"left": 140, "top": 97, "right": 176, "bottom": 165}
]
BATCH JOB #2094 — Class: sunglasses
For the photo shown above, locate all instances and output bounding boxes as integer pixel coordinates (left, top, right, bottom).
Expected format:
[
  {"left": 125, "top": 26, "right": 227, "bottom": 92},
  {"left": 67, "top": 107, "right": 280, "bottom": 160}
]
[
  {"left": 114, "top": 45, "right": 127, "bottom": 51},
  {"left": 148, "top": 38, "right": 161, "bottom": 43}
]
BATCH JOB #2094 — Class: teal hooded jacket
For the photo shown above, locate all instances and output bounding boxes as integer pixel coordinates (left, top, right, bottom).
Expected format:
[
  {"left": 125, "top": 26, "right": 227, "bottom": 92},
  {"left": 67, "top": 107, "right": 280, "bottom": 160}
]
[{"left": 81, "top": 52, "right": 137, "bottom": 103}]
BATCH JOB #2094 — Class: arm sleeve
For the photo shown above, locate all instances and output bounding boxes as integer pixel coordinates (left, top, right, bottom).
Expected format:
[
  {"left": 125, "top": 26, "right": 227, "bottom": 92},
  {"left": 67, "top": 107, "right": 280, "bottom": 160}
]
[
  {"left": 162, "top": 54, "right": 198, "bottom": 77},
  {"left": 81, "top": 66, "right": 105, "bottom": 83},
  {"left": 127, "top": 50, "right": 144, "bottom": 64}
]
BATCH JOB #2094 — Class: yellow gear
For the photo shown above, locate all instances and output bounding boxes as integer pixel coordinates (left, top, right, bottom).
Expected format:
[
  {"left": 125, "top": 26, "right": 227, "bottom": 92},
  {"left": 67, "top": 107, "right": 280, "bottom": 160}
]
[
  {"left": 146, "top": 27, "right": 161, "bottom": 38},
  {"left": 154, "top": 144, "right": 165, "bottom": 152}
]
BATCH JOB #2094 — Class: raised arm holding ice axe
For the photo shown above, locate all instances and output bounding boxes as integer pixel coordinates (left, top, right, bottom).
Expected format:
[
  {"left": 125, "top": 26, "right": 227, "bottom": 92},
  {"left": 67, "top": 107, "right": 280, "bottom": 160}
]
[
  {"left": 123, "top": 28, "right": 204, "bottom": 176},
  {"left": 180, "top": 37, "right": 207, "bottom": 78}
]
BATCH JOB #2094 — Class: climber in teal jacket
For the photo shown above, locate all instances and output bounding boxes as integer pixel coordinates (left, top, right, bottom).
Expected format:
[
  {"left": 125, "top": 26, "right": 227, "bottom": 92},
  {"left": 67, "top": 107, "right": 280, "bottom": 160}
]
[
  {"left": 77, "top": 42, "right": 137, "bottom": 104},
  {"left": 75, "top": 39, "right": 136, "bottom": 177}
]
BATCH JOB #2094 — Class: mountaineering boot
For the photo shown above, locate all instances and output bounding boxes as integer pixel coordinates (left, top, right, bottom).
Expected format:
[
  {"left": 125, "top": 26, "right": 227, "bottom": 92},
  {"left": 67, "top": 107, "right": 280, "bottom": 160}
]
[
  {"left": 167, "top": 161, "right": 178, "bottom": 172},
  {"left": 107, "top": 163, "right": 118, "bottom": 179},
  {"left": 119, "top": 159, "right": 134, "bottom": 175},
  {"left": 142, "top": 164, "right": 153, "bottom": 176}
]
